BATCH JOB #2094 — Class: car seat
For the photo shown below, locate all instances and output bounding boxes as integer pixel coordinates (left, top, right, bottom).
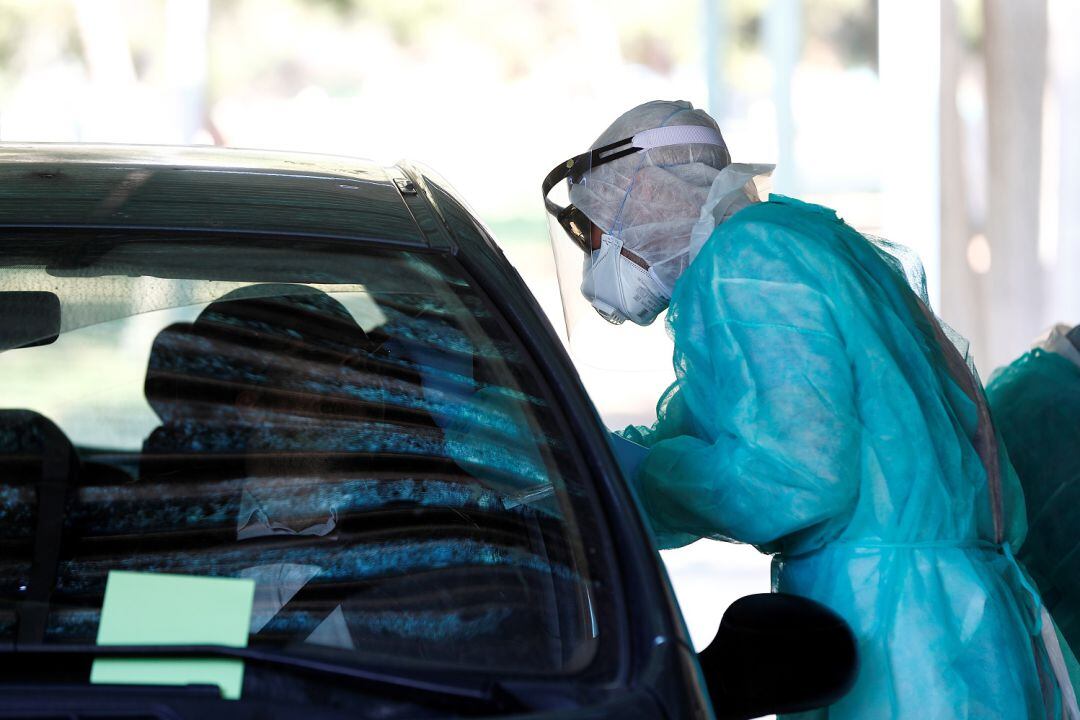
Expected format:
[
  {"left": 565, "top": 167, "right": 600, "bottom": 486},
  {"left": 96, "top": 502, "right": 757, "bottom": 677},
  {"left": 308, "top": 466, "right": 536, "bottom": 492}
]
[{"left": 0, "top": 410, "right": 77, "bottom": 643}]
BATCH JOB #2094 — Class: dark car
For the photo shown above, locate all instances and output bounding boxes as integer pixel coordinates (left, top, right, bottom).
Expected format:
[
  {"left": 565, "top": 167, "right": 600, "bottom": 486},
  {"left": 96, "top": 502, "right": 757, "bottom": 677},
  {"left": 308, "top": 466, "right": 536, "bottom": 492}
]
[{"left": 0, "top": 144, "right": 854, "bottom": 719}]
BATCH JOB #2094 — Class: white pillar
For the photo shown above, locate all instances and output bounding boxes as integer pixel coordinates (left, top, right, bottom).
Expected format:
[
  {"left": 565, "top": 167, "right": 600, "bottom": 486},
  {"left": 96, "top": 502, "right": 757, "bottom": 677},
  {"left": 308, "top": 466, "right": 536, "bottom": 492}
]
[
  {"left": 878, "top": 0, "right": 942, "bottom": 309},
  {"left": 72, "top": 0, "right": 138, "bottom": 88},
  {"left": 764, "top": 0, "right": 800, "bottom": 194},
  {"left": 1049, "top": 0, "right": 1080, "bottom": 324},
  {"left": 939, "top": 0, "right": 987, "bottom": 365},
  {"left": 983, "top": 0, "right": 1047, "bottom": 367},
  {"left": 71, "top": 0, "right": 137, "bottom": 141},
  {"left": 700, "top": 0, "right": 729, "bottom": 121},
  {"left": 165, "top": 0, "right": 211, "bottom": 144}
]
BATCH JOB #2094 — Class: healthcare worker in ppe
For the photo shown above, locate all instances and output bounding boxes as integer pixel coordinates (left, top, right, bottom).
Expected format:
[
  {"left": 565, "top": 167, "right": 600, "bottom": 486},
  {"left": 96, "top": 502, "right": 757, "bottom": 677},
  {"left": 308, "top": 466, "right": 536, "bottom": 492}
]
[
  {"left": 987, "top": 325, "right": 1080, "bottom": 661},
  {"left": 542, "top": 100, "right": 1080, "bottom": 719}
]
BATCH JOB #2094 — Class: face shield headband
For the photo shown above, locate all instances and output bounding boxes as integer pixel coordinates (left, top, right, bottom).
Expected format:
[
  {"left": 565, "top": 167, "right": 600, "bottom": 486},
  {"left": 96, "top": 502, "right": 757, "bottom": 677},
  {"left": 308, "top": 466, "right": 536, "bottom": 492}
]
[{"left": 541, "top": 125, "right": 728, "bottom": 253}]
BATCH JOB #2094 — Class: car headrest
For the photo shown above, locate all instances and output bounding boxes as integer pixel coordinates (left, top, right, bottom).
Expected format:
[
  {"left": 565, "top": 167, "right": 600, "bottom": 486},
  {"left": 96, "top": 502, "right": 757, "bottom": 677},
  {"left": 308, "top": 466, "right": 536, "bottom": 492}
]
[
  {"left": 0, "top": 409, "right": 74, "bottom": 471},
  {"left": 144, "top": 285, "right": 379, "bottom": 425},
  {"left": 0, "top": 410, "right": 75, "bottom": 539}
]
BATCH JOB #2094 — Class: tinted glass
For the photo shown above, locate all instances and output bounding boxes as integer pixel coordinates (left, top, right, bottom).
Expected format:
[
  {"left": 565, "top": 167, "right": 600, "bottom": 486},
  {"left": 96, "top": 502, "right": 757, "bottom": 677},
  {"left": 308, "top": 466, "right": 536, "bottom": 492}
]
[{"left": 0, "top": 233, "right": 602, "bottom": 674}]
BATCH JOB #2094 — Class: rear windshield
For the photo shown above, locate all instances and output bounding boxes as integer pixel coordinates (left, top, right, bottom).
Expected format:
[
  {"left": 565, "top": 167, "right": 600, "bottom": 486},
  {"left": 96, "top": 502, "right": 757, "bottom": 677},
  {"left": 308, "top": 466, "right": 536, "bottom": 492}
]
[{"left": 0, "top": 232, "right": 604, "bottom": 675}]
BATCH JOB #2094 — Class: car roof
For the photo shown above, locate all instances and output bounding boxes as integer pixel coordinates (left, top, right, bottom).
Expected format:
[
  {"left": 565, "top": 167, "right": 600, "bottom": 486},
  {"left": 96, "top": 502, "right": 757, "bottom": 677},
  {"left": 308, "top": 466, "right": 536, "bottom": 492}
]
[{"left": 0, "top": 143, "right": 432, "bottom": 247}]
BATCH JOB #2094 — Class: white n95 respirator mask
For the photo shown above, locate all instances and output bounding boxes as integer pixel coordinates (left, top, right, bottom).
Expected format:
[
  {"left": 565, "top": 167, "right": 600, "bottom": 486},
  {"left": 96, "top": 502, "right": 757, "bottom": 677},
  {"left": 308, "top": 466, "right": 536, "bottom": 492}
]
[{"left": 580, "top": 234, "right": 671, "bottom": 326}]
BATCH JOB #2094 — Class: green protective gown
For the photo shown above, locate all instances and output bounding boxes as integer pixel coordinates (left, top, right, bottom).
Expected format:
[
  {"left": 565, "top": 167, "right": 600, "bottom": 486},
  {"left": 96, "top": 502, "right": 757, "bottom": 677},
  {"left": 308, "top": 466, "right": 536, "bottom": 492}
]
[
  {"left": 621, "top": 195, "right": 1078, "bottom": 719},
  {"left": 987, "top": 347, "right": 1080, "bottom": 664}
]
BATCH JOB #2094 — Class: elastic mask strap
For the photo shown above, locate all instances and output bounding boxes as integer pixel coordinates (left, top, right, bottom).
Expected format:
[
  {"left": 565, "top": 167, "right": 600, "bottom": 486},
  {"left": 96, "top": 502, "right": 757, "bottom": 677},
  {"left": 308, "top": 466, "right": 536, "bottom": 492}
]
[
  {"left": 645, "top": 267, "right": 672, "bottom": 299},
  {"left": 603, "top": 235, "right": 670, "bottom": 299}
]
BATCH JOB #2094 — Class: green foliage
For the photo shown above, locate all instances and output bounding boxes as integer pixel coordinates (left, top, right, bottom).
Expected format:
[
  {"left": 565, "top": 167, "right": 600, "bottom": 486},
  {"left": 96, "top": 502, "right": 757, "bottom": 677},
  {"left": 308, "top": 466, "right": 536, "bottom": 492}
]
[
  {"left": 804, "top": 0, "right": 877, "bottom": 69},
  {"left": 0, "top": 0, "right": 78, "bottom": 97},
  {"left": 0, "top": 4, "right": 26, "bottom": 75}
]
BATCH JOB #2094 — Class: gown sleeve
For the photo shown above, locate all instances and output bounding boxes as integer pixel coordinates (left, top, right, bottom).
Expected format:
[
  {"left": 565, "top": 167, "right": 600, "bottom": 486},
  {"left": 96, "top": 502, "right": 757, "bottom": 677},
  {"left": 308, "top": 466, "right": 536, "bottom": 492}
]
[{"left": 629, "top": 218, "right": 862, "bottom": 551}]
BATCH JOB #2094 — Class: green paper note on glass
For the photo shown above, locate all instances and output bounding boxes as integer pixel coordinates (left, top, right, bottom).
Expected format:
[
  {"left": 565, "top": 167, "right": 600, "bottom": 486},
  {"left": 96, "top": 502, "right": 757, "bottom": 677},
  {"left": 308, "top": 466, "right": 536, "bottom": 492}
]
[{"left": 91, "top": 571, "right": 256, "bottom": 700}]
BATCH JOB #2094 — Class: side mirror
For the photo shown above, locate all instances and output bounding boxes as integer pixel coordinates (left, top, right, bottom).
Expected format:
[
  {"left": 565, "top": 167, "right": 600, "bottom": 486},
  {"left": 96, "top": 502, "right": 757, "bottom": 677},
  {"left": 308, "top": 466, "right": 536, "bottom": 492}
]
[{"left": 698, "top": 593, "right": 857, "bottom": 720}]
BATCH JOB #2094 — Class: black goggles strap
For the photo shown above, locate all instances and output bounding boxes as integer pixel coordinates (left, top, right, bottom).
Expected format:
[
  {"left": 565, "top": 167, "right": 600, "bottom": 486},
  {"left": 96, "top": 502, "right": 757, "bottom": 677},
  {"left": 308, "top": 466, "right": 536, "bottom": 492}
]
[{"left": 541, "top": 136, "right": 643, "bottom": 217}]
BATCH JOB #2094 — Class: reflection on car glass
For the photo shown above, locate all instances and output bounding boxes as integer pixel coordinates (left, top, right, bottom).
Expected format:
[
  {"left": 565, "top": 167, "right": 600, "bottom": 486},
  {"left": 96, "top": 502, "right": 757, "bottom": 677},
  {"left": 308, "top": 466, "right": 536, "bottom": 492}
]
[{"left": 0, "top": 245, "right": 596, "bottom": 674}]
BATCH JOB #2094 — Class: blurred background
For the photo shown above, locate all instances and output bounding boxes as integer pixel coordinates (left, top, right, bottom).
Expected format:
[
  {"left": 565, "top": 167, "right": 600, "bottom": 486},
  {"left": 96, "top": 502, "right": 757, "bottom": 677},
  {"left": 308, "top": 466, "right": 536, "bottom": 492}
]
[{"left": 0, "top": 0, "right": 1074, "bottom": 650}]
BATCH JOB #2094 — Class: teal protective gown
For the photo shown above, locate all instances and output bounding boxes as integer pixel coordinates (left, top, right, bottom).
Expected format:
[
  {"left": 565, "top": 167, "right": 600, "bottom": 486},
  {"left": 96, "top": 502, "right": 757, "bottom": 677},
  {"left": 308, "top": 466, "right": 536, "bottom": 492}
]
[
  {"left": 987, "top": 347, "right": 1080, "bottom": 664},
  {"left": 622, "top": 195, "right": 1079, "bottom": 719}
]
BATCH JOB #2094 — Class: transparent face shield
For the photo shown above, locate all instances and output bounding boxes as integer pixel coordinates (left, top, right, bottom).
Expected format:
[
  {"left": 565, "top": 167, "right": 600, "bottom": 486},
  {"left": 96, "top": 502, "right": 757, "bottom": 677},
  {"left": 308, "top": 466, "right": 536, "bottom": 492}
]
[{"left": 541, "top": 126, "right": 727, "bottom": 373}]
